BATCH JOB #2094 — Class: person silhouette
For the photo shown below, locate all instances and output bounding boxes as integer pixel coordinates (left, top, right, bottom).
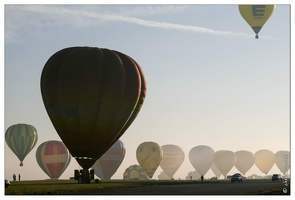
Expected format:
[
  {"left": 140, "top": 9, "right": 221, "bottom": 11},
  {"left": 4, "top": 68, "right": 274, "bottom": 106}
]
[
  {"left": 201, "top": 175, "right": 204, "bottom": 182},
  {"left": 18, "top": 174, "right": 21, "bottom": 181}
]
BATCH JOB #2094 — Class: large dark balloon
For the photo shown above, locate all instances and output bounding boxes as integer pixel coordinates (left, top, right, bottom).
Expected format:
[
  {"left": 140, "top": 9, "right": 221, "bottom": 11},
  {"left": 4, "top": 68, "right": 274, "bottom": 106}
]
[{"left": 40, "top": 47, "right": 146, "bottom": 169}]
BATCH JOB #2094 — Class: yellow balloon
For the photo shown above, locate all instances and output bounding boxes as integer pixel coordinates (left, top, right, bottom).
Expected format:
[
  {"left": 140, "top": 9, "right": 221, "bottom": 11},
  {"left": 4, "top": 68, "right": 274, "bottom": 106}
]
[
  {"left": 136, "top": 142, "right": 163, "bottom": 178},
  {"left": 239, "top": 5, "right": 276, "bottom": 39}
]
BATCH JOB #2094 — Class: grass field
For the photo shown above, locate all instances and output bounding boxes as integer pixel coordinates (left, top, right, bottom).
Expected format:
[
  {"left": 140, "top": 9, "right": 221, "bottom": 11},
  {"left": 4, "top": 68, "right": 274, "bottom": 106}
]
[{"left": 4, "top": 179, "right": 290, "bottom": 195}]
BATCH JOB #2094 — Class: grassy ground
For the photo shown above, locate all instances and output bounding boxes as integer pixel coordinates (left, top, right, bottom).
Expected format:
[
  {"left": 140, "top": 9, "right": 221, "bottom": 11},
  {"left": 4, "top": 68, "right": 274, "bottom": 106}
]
[{"left": 4, "top": 179, "right": 289, "bottom": 195}]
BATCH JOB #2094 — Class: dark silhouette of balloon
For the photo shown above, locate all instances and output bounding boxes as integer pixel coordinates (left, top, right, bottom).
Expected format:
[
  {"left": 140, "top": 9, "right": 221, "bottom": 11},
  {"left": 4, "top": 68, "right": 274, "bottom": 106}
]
[
  {"left": 239, "top": 5, "right": 276, "bottom": 39},
  {"left": 5, "top": 123, "right": 38, "bottom": 166},
  {"left": 160, "top": 144, "right": 185, "bottom": 179},
  {"left": 40, "top": 47, "right": 146, "bottom": 169},
  {"left": 91, "top": 140, "right": 125, "bottom": 180},
  {"left": 189, "top": 145, "right": 215, "bottom": 177},
  {"left": 254, "top": 149, "right": 275, "bottom": 175},
  {"left": 136, "top": 141, "right": 163, "bottom": 178},
  {"left": 36, "top": 140, "right": 71, "bottom": 179},
  {"left": 235, "top": 150, "right": 255, "bottom": 176}
]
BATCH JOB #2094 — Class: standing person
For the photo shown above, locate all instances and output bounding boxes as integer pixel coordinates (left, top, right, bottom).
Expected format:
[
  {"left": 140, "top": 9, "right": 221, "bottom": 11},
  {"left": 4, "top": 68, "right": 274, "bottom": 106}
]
[
  {"left": 201, "top": 175, "right": 204, "bottom": 182},
  {"left": 18, "top": 174, "right": 21, "bottom": 181},
  {"left": 13, "top": 174, "right": 16, "bottom": 181}
]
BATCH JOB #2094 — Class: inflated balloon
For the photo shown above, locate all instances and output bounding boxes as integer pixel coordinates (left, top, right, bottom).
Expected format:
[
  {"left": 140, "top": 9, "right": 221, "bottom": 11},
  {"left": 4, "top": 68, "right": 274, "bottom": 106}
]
[
  {"left": 5, "top": 123, "right": 38, "bottom": 166},
  {"left": 239, "top": 5, "right": 276, "bottom": 39},
  {"left": 185, "top": 171, "right": 200, "bottom": 180},
  {"left": 254, "top": 149, "right": 275, "bottom": 175},
  {"left": 275, "top": 151, "right": 290, "bottom": 175},
  {"left": 123, "top": 164, "right": 149, "bottom": 180},
  {"left": 213, "top": 150, "right": 236, "bottom": 179},
  {"left": 91, "top": 140, "right": 125, "bottom": 179},
  {"left": 136, "top": 142, "right": 163, "bottom": 178},
  {"left": 189, "top": 145, "right": 215, "bottom": 176},
  {"left": 235, "top": 150, "right": 255, "bottom": 176},
  {"left": 160, "top": 144, "right": 185, "bottom": 179},
  {"left": 36, "top": 140, "right": 71, "bottom": 179},
  {"left": 211, "top": 162, "right": 222, "bottom": 179},
  {"left": 40, "top": 47, "right": 146, "bottom": 169}
]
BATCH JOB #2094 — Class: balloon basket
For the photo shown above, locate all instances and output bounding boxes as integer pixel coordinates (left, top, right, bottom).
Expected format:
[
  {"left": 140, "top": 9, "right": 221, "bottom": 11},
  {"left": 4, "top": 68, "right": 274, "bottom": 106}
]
[{"left": 74, "top": 169, "right": 95, "bottom": 184}]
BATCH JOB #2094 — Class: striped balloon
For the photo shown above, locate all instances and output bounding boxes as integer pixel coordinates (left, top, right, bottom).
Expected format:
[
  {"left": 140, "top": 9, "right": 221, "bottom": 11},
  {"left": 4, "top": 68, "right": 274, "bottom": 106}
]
[
  {"left": 5, "top": 123, "right": 38, "bottom": 166},
  {"left": 36, "top": 140, "right": 71, "bottom": 179},
  {"left": 91, "top": 140, "right": 125, "bottom": 179},
  {"left": 160, "top": 144, "right": 185, "bottom": 179}
]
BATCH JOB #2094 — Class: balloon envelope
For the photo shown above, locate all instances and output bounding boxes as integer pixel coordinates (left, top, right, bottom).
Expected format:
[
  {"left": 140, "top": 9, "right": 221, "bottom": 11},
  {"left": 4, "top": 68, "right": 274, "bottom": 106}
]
[
  {"left": 91, "top": 140, "right": 125, "bottom": 179},
  {"left": 189, "top": 145, "right": 215, "bottom": 176},
  {"left": 235, "top": 150, "right": 255, "bottom": 175},
  {"left": 211, "top": 162, "right": 222, "bottom": 178},
  {"left": 136, "top": 142, "right": 163, "bottom": 178},
  {"left": 5, "top": 123, "right": 38, "bottom": 166},
  {"left": 239, "top": 5, "right": 276, "bottom": 38},
  {"left": 40, "top": 47, "right": 146, "bottom": 169},
  {"left": 36, "top": 140, "right": 71, "bottom": 179},
  {"left": 275, "top": 151, "right": 290, "bottom": 175},
  {"left": 254, "top": 149, "right": 275, "bottom": 175},
  {"left": 123, "top": 164, "right": 149, "bottom": 180},
  {"left": 160, "top": 144, "right": 185, "bottom": 179},
  {"left": 213, "top": 150, "right": 236, "bottom": 178}
]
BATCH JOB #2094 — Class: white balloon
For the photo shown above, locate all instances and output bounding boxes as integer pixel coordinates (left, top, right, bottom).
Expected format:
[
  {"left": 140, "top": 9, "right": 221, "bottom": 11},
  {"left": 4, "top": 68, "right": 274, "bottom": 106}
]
[
  {"left": 235, "top": 150, "right": 255, "bottom": 176},
  {"left": 213, "top": 150, "right": 236, "bottom": 178},
  {"left": 275, "top": 150, "right": 290, "bottom": 175},
  {"left": 189, "top": 145, "right": 215, "bottom": 176},
  {"left": 254, "top": 149, "right": 275, "bottom": 175}
]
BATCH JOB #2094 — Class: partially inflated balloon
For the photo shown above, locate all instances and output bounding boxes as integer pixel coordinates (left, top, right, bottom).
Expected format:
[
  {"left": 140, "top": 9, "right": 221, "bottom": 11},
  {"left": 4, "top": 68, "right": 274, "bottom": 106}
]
[
  {"left": 160, "top": 144, "right": 185, "bottom": 179},
  {"left": 235, "top": 150, "right": 255, "bottom": 176},
  {"left": 123, "top": 164, "right": 149, "bottom": 180},
  {"left": 5, "top": 123, "right": 38, "bottom": 166},
  {"left": 36, "top": 140, "right": 71, "bottom": 179},
  {"left": 213, "top": 150, "right": 236, "bottom": 178},
  {"left": 91, "top": 140, "right": 125, "bottom": 179},
  {"left": 254, "top": 149, "right": 275, "bottom": 175},
  {"left": 40, "top": 47, "right": 146, "bottom": 169},
  {"left": 275, "top": 151, "right": 290, "bottom": 175},
  {"left": 239, "top": 5, "right": 276, "bottom": 39},
  {"left": 136, "top": 142, "right": 163, "bottom": 178},
  {"left": 189, "top": 145, "right": 215, "bottom": 176}
]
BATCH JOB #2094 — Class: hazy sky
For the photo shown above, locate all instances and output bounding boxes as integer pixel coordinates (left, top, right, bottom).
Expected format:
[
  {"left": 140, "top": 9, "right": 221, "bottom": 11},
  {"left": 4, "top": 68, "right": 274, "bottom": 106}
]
[{"left": 3, "top": 1, "right": 292, "bottom": 181}]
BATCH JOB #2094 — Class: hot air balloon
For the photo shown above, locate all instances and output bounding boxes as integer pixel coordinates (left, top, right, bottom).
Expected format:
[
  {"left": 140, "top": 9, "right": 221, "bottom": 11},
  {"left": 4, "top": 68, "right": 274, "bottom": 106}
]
[
  {"left": 213, "top": 150, "right": 236, "bottom": 179},
  {"left": 158, "top": 171, "right": 170, "bottom": 180},
  {"left": 40, "top": 46, "right": 146, "bottom": 177},
  {"left": 189, "top": 145, "right": 215, "bottom": 177},
  {"left": 91, "top": 140, "right": 126, "bottom": 180},
  {"left": 160, "top": 144, "right": 185, "bottom": 179},
  {"left": 136, "top": 142, "right": 163, "bottom": 178},
  {"left": 254, "top": 149, "right": 275, "bottom": 175},
  {"left": 36, "top": 140, "right": 71, "bottom": 179},
  {"left": 275, "top": 150, "right": 290, "bottom": 175},
  {"left": 234, "top": 150, "right": 255, "bottom": 176},
  {"left": 185, "top": 171, "right": 200, "bottom": 180},
  {"left": 123, "top": 164, "right": 149, "bottom": 180},
  {"left": 5, "top": 123, "right": 38, "bottom": 166},
  {"left": 239, "top": 5, "right": 276, "bottom": 39},
  {"left": 211, "top": 162, "right": 222, "bottom": 179}
]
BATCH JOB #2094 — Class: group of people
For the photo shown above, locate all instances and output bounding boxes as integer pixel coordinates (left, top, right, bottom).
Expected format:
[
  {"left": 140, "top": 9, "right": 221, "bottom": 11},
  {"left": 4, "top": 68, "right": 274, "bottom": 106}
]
[{"left": 13, "top": 174, "right": 21, "bottom": 181}]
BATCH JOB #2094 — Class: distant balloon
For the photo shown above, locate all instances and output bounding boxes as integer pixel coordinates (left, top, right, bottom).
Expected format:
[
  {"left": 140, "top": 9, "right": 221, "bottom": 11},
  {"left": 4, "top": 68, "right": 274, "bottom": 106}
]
[
  {"left": 213, "top": 150, "right": 236, "bottom": 179},
  {"left": 40, "top": 47, "right": 147, "bottom": 170},
  {"left": 254, "top": 149, "right": 275, "bottom": 175},
  {"left": 235, "top": 150, "right": 255, "bottom": 176},
  {"left": 185, "top": 171, "right": 200, "bottom": 180},
  {"left": 239, "top": 5, "right": 276, "bottom": 39},
  {"left": 123, "top": 164, "right": 149, "bottom": 180},
  {"left": 211, "top": 162, "right": 222, "bottom": 179},
  {"left": 160, "top": 144, "right": 185, "bottom": 179},
  {"left": 5, "top": 123, "right": 38, "bottom": 166},
  {"left": 158, "top": 171, "right": 170, "bottom": 180},
  {"left": 136, "top": 142, "right": 163, "bottom": 178},
  {"left": 189, "top": 145, "right": 215, "bottom": 176},
  {"left": 275, "top": 150, "right": 290, "bottom": 174},
  {"left": 91, "top": 140, "right": 126, "bottom": 180},
  {"left": 36, "top": 140, "right": 71, "bottom": 179}
]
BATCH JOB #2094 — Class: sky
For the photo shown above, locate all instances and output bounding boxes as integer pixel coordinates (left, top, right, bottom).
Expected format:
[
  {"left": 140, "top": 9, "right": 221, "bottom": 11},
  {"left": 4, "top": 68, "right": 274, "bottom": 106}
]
[{"left": 2, "top": 1, "right": 293, "bottom": 182}]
